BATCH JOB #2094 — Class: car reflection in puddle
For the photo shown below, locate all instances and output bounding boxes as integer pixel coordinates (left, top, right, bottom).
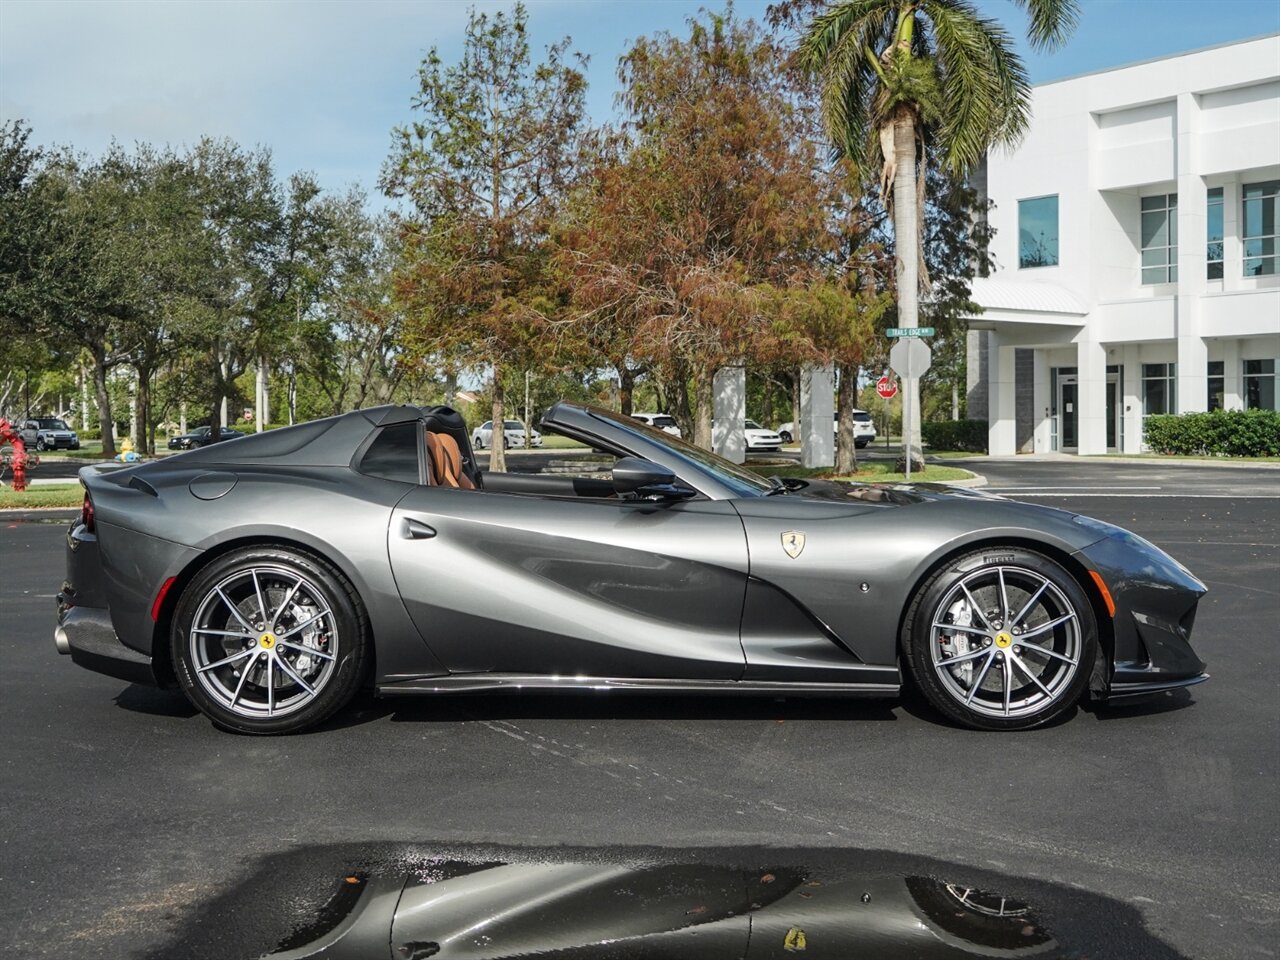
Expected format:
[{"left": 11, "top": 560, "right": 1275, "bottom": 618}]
[{"left": 147, "top": 846, "right": 1187, "bottom": 960}]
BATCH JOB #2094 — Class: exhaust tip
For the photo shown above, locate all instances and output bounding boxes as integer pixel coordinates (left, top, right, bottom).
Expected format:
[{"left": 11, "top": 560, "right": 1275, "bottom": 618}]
[{"left": 54, "top": 626, "right": 71, "bottom": 655}]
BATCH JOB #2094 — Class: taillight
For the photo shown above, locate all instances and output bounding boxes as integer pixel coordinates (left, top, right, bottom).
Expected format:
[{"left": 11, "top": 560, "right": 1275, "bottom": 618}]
[{"left": 81, "top": 492, "right": 95, "bottom": 532}]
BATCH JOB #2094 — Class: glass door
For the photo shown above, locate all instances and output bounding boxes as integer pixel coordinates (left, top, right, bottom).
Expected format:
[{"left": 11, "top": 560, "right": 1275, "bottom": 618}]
[{"left": 1058, "top": 376, "right": 1078, "bottom": 451}]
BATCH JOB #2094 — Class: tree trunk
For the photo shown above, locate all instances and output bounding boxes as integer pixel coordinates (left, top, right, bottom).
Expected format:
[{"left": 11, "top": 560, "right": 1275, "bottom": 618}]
[
  {"left": 135, "top": 366, "right": 152, "bottom": 455},
  {"left": 90, "top": 348, "right": 116, "bottom": 457},
  {"left": 951, "top": 381, "right": 959, "bottom": 421},
  {"left": 664, "top": 364, "right": 692, "bottom": 439},
  {"left": 618, "top": 366, "right": 635, "bottom": 417},
  {"left": 892, "top": 110, "right": 925, "bottom": 472},
  {"left": 489, "top": 376, "right": 506, "bottom": 474},
  {"left": 790, "top": 372, "right": 801, "bottom": 442},
  {"left": 255, "top": 358, "right": 266, "bottom": 433},
  {"left": 693, "top": 369, "right": 713, "bottom": 449},
  {"left": 836, "top": 362, "right": 857, "bottom": 475}
]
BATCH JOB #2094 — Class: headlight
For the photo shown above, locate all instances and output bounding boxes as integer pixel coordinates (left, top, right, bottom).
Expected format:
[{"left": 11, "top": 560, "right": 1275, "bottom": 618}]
[{"left": 1073, "top": 514, "right": 1196, "bottom": 578}]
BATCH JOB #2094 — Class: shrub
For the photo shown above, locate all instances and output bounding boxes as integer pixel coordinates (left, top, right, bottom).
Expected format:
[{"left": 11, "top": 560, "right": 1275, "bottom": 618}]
[
  {"left": 922, "top": 419, "right": 988, "bottom": 453},
  {"left": 1143, "top": 409, "right": 1280, "bottom": 457}
]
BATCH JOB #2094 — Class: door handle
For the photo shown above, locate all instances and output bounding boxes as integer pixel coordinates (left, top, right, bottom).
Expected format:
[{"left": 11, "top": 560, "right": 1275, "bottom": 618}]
[{"left": 401, "top": 518, "right": 437, "bottom": 540}]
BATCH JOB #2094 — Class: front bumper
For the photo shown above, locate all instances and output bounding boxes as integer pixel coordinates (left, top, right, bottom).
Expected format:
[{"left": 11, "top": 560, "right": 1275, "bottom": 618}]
[
  {"left": 1076, "top": 533, "right": 1209, "bottom": 702},
  {"left": 54, "top": 603, "right": 157, "bottom": 686}
]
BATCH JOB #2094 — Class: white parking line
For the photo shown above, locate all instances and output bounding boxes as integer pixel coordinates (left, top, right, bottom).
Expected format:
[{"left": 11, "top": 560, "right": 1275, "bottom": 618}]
[{"left": 996, "top": 492, "right": 1280, "bottom": 499}]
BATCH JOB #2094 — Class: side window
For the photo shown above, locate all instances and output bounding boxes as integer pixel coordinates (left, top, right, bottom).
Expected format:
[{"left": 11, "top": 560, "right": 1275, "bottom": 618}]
[{"left": 357, "top": 422, "right": 422, "bottom": 484}]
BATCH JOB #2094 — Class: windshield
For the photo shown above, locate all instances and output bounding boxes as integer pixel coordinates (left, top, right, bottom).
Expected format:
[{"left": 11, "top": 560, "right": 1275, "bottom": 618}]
[
  {"left": 654, "top": 416, "right": 677, "bottom": 427},
  {"left": 581, "top": 407, "right": 773, "bottom": 497},
  {"left": 744, "top": 420, "right": 763, "bottom": 430},
  {"left": 36, "top": 419, "right": 70, "bottom": 430},
  {"left": 503, "top": 420, "right": 524, "bottom": 429}
]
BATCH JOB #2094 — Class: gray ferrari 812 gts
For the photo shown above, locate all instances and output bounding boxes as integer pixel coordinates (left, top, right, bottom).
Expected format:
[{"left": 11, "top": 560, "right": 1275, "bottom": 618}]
[{"left": 55, "top": 402, "right": 1208, "bottom": 734}]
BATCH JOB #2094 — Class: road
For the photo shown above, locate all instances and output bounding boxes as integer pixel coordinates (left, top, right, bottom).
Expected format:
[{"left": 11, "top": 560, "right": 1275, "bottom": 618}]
[{"left": 1, "top": 487, "right": 1277, "bottom": 959}]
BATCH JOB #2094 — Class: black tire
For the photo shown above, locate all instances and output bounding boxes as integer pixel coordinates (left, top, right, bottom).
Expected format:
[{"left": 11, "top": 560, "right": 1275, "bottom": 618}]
[
  {"left": 779, "top": 431, "right": 792, "bottom": 444},
  {"left": 171, "top": 545, "right": 369, "bottom": 734},
  {"left": 902, "top": 546, "right": 1097, "bottom": 731},
  {"left": 35, "top": 438, "right": 47, "bottom": 451},
  {"left": 189, "top": 440, "right": 203, "bottom": 448},
  {"left": 503, "top": 437, "right": 510, "bottom": 449}
]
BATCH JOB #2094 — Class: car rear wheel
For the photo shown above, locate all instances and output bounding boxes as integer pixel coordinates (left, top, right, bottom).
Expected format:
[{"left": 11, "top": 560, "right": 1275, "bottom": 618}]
[
  {"left": 171, "top": 546, "right": 369, "bottom": 734},
  {"left": 902, "top": 547, "right": 1097, "bottom": 731}
]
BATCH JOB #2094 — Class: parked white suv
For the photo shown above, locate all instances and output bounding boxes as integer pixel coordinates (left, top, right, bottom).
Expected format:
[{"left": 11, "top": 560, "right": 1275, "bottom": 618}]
[
  {"left": 20, "top": 417, "right": 80, "bottom": 451},
  {"left": 471, "top": 419, "right": 543, "bottom": 450},
  {"left": 776, "top": 410, "right": 877, "bottom": 448},
  {"left": 630, "top": 413, "right": 682, "bottom": 437}
]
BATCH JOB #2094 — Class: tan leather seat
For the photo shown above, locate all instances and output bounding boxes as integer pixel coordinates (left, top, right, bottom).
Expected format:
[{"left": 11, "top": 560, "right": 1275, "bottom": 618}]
[{"left": 425, "top": 431, "right": 475, "bottom": 490}]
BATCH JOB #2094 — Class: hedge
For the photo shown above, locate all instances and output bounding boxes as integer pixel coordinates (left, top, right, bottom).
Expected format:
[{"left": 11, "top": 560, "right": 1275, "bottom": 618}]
[
  {"left": 1143, "top": 409, "right": 1280, "bottom": 457},
  {"left": 922, "top": 419, "right": 988, "bottom": 453}
]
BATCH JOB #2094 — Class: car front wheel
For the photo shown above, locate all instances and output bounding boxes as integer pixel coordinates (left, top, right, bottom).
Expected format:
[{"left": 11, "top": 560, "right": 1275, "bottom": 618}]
[
  {"left": 171, "top": 546, "right": 369, "bottom": 734},
  {"left": 779, "top": 431, "right": 792, "bottom": 443},
  {"left": 902, "top": 547, "right": 1097, "bottom": 731},
  {"left": 35, "top": 438, "right": 47, "bottom": 451}
]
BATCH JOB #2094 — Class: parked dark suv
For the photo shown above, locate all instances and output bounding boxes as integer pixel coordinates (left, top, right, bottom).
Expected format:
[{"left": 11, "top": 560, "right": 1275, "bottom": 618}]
[
  {"left": 167, "top": 425, "right": 243, "bottom": 450},
  {"left": 20, "top": 418, "right": 80, "bottom": 451}
]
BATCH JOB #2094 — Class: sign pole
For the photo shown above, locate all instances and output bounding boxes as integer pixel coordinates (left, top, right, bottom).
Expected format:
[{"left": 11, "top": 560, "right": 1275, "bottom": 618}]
[{"left": 904, "top": 379, "right": 911, "bottom": 482}]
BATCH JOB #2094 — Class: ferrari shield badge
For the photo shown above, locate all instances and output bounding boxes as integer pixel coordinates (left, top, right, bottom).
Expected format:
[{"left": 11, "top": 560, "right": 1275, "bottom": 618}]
[{"left": 781, "top": 530, "right": 806, "bottom": 559}]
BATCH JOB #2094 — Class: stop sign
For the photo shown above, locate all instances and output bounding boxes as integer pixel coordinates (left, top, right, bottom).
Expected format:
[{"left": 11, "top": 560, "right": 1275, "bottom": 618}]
[{"left": 876, "top": 375, "right": 898, "bottom": 399}]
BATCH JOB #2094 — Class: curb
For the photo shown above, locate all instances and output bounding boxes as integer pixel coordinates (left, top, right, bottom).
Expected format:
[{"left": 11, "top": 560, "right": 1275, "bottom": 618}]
[
  {"left": 0, "top": 508, "right": 78, "bottom": 522},
  {"left": 938, "top": 473, "right": 988, "bottom": 488},
  {"left": 964, "top": 455, "right": 1280, "bottom": 470}
]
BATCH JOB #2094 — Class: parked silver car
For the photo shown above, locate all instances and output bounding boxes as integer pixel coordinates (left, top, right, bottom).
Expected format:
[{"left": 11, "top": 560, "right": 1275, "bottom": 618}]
[{"left": 471, "top": 419, "right": 542, "bottom": 449}]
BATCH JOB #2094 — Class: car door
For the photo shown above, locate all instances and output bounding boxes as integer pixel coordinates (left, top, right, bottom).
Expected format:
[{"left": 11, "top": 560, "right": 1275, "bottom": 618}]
[{"left": 388, "top": 486, "right": 750, "bottom": 680}]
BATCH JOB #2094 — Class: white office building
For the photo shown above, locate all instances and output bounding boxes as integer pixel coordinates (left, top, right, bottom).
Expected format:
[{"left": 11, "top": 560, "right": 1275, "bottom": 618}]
[{"left": 966, "top": 34, "right": 1280, "bottom": 455}]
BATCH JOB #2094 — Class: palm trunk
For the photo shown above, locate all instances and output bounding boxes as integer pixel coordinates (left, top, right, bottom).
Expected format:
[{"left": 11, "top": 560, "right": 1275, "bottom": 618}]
[
  {"left": 836, "top": 362, "right": 857, "bottom": 475},
  {"left": 892, "top": 110, "right": 925, "bottom": 472},
  {"left": 489, "top": 377, "right": 506, "bottom": 474}
]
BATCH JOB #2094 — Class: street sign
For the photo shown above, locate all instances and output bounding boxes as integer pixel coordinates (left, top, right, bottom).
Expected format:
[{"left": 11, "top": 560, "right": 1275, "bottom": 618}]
[
  {"left": 889, "top": 337, "right": 932, "bottom": 379},
  {"left": 886, "top": 327, "right": 935, "bottom": 338},
  {"left": 875, "top": 375, "right": 898, "bottom": 399}
]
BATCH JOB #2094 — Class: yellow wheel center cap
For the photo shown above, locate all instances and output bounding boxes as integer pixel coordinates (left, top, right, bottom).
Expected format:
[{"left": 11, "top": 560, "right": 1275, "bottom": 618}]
[
  {"left": 258, "top": 633, "right": 277, "bottom": 650},
  {"left": 994, "top": 632, "right": 1012, "bottom": 649}
]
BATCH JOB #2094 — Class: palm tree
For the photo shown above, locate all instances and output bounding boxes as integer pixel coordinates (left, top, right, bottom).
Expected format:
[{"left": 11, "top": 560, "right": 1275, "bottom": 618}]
[{"left": 802, "top": 0, "right": 1079, "bottom": 468}]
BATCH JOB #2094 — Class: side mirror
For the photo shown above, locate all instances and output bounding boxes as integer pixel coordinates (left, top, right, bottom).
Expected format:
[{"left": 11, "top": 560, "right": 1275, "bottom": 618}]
[{"left": 611, "top": 457, "right": 695, "bottom": 500}]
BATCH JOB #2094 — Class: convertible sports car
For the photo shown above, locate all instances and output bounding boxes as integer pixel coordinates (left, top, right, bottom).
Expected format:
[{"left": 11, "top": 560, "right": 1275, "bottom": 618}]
[{"left": 54, "top": 401, "right": 1208, "bottom": 734}]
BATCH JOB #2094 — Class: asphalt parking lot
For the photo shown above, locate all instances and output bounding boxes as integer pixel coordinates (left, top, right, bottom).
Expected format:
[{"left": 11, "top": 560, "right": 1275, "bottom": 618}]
[{"left": 1, "top": 478, "right": 1277, "bottom": 959}]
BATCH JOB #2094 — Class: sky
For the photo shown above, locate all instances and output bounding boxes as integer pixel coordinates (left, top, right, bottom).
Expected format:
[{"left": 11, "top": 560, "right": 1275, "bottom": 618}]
[{"left": 2, "top": 0, "right": 1278, "bottom": 208}]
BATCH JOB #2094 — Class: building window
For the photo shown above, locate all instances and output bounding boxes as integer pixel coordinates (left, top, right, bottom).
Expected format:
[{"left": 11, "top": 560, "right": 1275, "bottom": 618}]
[
  {"left": 1141, "top": 193, "right": 1177, "bottom": 284},
  {"left": 1207, "top": 188, "right": 1224, "bottom": 280},
  {"left": 1018, "top": 195, "right": 1059, "bottom": 268},
  {"left": 1243, "top": 180, "right": 1278, "bottom": 276},
  {"left": 1245, "top": 359, "right": 1276, "bottom": 410},
  {"left": 1207, "top": 361, "right": 1224, "bottom": 411},
  {"left": 1142, "top": 363, "right": 1176, "bottom": 416}
]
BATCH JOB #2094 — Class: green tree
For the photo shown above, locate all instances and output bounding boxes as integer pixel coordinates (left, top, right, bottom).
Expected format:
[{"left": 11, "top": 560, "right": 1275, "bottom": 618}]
[
  {"left": 563, "top": 9, "right": 837, "bottom": 447},
  {"left": 383, "top": 2, "right": 587, "bottom": 472},
  {"left": 800, "top": 0, "right": 1079, "bottom": 467}
]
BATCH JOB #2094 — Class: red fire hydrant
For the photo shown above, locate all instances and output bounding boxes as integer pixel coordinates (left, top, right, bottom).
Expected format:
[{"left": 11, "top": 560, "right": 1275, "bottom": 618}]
[{"left": 0, "top": 418, "right": 29, "bottom": 492}]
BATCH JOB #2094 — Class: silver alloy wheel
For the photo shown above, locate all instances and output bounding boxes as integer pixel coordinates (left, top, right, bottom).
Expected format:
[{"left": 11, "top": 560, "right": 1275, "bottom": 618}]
[
  {"left": 928, "top": 564, "right": 1082, "bottom": 720},
  {"left": 188, "top": 565, "right": 339, "bottom": 719}
]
